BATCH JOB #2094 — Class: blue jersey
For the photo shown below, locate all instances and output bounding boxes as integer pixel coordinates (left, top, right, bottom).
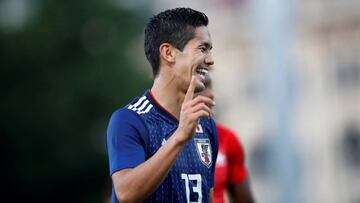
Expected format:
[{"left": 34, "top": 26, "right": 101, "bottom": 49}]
[{"left": 106, "top": 90, "right": 218, "bottom": 203}]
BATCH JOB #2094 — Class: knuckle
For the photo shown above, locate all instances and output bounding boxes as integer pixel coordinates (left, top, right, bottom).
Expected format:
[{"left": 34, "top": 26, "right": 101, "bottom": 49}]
[
  {"left": 198, "top": 96, "right": 206, "bottom": 101},
  {"left": 201, "top": 103, "right": 209, "bottom": 110}
]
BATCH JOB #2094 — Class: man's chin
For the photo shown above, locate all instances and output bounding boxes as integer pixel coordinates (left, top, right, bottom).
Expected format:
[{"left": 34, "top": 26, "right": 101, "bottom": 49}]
[{"left": 194, "top": 85, "right": 205, "bottom": 93}]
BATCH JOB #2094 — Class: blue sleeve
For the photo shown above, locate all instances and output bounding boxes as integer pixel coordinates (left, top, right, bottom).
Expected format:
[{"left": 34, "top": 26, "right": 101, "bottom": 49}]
[
  {"left": 209, "top": 118, "right": 218, "bottom": 187},
  {"left": 106, "top": 108, "right": 149, "bottom": 176}
]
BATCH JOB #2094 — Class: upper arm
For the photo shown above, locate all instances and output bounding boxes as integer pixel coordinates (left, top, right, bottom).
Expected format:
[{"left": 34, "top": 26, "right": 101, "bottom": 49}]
[{"left": 106, "top": 109, "right": 148, "bottom": 175}]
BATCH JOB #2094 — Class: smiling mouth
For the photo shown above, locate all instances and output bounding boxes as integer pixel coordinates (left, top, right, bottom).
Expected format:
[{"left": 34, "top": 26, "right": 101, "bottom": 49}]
[{"left": 195, "top": 65, "right": 209, "bottom": 76}]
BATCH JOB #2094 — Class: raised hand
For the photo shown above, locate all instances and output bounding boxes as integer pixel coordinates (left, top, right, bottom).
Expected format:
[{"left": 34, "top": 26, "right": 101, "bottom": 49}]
[{"left": 176, "top": 76, "right": 215, "bottom": 142}]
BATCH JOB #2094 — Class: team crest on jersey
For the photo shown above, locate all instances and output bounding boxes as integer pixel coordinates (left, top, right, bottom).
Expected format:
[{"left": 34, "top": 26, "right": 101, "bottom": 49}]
[{"left": 194, "top": 138, "right": 212, "bottom": 168}]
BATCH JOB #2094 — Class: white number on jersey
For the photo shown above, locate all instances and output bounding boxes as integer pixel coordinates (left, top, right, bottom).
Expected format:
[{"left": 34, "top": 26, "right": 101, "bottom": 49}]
[{"left": 181, "top": 173, "right": 202, "bottom": 203}]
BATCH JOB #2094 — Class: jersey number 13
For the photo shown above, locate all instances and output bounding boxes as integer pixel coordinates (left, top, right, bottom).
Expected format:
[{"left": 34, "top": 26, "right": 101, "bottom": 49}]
[{"left": 181, "top": 173, "right": 202, "bottom": 203}]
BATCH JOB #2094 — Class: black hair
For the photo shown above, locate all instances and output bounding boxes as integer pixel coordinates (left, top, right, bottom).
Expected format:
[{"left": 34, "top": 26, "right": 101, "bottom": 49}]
[{"left": 144, "top": 8, "right": 209, "bottom": 77}]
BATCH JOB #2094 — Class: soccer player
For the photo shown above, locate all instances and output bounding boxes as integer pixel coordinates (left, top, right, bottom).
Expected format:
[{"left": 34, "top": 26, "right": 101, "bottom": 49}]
[
  {"left": 197, "top": 76, "right": 255, "bottom": 203},
  {"left": 106, "top": 8, "right": 218, "bottom": 203}
]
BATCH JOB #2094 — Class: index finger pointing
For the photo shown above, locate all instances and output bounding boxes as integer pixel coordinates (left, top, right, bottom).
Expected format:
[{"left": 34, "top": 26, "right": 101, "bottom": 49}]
[{"left": 184, "top": 76, "right": 196, "bottom": 102}]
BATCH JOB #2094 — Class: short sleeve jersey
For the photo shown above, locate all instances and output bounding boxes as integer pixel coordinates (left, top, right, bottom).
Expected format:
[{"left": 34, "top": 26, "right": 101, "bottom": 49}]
[
  {"left": 106, "top": 90, "right": 218, "bottom": 203},
  {"left": 214, "top": 124, "right": 248, "bottom": 203}
]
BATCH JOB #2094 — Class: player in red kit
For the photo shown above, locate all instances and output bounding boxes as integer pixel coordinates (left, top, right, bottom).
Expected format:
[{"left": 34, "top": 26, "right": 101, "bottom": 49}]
[
  {"left": 215, "top": 124, "right": 254, "bottom": 203},
  {"left": 197, "top": 75, "right": 255, "bottom": 203}
]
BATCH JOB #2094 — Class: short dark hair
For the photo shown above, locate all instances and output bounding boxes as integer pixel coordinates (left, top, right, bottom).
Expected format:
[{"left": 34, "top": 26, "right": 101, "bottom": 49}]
[{"left": 144, "top": 8, "right": 209, "bottom": 77}]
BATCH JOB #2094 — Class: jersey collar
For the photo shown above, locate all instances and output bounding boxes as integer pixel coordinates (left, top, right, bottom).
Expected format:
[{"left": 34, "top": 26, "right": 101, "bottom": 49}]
[{"left": 145, "top": 90, "right": 179, "bottom": 124}]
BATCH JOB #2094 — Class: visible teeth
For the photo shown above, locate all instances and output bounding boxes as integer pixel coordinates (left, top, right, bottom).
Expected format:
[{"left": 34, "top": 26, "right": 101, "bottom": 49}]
[{"left": 196, "top": 68, "right": 208, "bottom": 76}]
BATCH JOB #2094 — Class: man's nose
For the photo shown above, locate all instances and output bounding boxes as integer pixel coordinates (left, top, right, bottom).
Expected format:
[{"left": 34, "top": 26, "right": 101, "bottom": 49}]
[{"left": 205, "top": 53, "right": 214, "bottom": 66}]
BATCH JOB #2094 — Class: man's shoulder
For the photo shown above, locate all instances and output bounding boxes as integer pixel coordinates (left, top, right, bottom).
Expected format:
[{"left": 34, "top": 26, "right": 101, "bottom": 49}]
[
  {"left": 108, "top": 94, "right": 150, "bottom": 124},
  {"left": 125, "top": 95, "right": 154, "bottom": 116},
  {"left": 216, "top": 123, "right": 245, "bottom": 153},
  {"left": 108, "top": 107, "right": 141, "bottom": 128},
  {"left": 216, "top": 123, "right": 237, "bottom": 138},
  {"left": 107, "top": 97, "right": 151, "bottom": 137},
  {"left": 111, "top": 93, "right": 154, "bottom": 117}
]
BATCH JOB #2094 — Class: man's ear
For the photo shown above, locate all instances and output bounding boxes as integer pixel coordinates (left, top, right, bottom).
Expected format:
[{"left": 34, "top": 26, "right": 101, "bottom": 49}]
[{"left": 159, "top": 43, "right": 177, "bottom": 63}]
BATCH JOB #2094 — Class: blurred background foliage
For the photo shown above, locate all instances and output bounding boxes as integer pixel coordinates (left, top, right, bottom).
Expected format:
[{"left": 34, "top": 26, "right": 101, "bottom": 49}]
[{"left": 0, "top": 0, "right": 151, "bottom": 202}]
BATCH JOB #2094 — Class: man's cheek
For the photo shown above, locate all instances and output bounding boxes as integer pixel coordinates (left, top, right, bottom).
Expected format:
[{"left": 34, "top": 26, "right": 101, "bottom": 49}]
[{"left": 191, "top": 53, "right": 205, "bottom": 64}]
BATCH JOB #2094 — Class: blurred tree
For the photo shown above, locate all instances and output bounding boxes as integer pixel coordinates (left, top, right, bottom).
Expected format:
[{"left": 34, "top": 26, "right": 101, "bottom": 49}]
[{"left": 0, "top": 0, "right": 151, "bottom": 202}]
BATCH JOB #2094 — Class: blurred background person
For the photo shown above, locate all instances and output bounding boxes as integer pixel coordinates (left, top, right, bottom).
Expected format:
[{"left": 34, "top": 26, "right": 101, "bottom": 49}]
[{"left": 197, "top": 75, "right": 255, "bottom": 203}]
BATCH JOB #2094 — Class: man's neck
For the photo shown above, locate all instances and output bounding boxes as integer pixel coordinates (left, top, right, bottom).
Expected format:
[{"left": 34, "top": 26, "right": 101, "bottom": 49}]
[{"left": 150, "top": 76, "right": 185, "bottom": 120}]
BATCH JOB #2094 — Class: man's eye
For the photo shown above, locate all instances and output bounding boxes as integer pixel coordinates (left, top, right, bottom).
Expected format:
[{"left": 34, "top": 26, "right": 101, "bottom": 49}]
[{"left": 200, "top": 47, "right": 207, "bottom": 52}]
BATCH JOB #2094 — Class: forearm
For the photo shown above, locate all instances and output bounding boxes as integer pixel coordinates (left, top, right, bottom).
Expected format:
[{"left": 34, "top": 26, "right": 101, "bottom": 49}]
[
  {"left": 229, "top": 180, "right": 255, "bottom": 203},
  {"left": 112, "top": 130, "right": 187, "bottom": 202}
]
